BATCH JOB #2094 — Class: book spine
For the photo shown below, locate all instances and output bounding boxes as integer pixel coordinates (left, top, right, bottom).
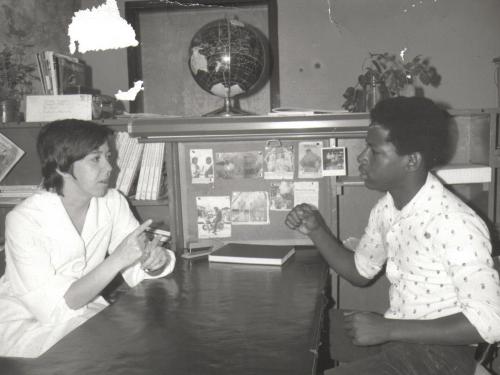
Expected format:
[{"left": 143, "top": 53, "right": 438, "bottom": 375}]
[
  {"left": 152, "top": 143, "right": 165, "bottom": 200},
  {"left": 122, "top": 142, "right": 144, "bottom": 196},
  {"left": 135, "top": 142, "right": 151, "bottom": 200},
  {"left": 116, "top": 134, "right": 134, "bottom": 192}
]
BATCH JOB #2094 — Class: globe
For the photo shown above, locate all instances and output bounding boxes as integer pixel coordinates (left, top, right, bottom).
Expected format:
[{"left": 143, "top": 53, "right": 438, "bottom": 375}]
[{"left": 188, "top": 17, "right": 269, "bottom": 116}]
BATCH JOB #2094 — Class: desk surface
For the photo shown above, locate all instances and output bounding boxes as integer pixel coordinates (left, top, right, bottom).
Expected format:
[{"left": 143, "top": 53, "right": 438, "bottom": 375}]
[{"left": 0, "top": 248, "right": 330, "bottom": 375}]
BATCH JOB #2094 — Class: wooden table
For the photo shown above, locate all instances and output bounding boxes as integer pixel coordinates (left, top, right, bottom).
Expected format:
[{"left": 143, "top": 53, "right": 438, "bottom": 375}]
[{"left": 0, "top": 248, "right": 331, "bottom": 375}]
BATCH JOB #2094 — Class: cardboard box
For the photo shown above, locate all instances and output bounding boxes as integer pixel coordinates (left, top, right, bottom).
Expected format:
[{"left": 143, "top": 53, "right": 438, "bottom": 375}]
[{"left": 26, "top": 95, "right": 92, "bottom": 122}]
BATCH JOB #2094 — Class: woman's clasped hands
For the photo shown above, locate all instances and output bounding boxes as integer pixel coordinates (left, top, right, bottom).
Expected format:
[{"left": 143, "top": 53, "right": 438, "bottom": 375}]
[{"left": 111, "top": 219, "right": 170, "bottom": 273}]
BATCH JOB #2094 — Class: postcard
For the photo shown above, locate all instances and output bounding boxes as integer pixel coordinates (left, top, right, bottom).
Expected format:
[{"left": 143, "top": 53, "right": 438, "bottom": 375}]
[
  {"left": 0, "top": 133, "right": 25, "bottom": 183},
  {"left": 196, "top": 195, "right": 231, "bottom": 239},
  {"left": 269, "top": 181, "right": 294, "bottom": 211},
  {"left": 214, "top": 151, "right": 263, "bottom": 179},
  {"left": 293, "top": 181, "right": 319, "bottom": 208},
  {"left": 231, "top": 191, "right": 269, "bottom": 225},
  {"left": 263, "top": 145, "right": 294, "bottom": 180},
  {"left": 298, "top": 141, "right": 323, "bottom": 179},
  {"left": 190, "top": 148, "right": 214, "bottom": 184},
  {"left": 321, "top": 146, "right": 347, "bottom": 177}
]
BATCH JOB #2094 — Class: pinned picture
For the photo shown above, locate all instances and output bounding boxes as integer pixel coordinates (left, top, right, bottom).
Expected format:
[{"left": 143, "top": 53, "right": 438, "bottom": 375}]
[
  {"left": 263, "top": 145, "right": 294, "bottom": 180},
  {"left": 190, "top": 149, "right": 214, "bottom": 184},
  {"left": 214, "top": 151, "right": 263, "bottom": 179},
  {"left": 270, "top": 181, "right": 294, "bottom": 211},
  {"left": 196, "top": 195, "right": 231, "bottom": 239},
  {"left": 231, "top": 191, "right": 269, "bottom": 225},
  {"left": 293, "top": 181, "right": 319, "bottom": 208},
  {"left": 321, "top": 146, "right": 347, "bottom": 176},
  {"left": 298, "top": 141, "right": 322, "bottom": 179}
]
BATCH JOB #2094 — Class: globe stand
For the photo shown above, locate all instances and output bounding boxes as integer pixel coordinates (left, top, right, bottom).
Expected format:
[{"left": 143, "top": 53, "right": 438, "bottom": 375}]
[{"left": 203, "top": 97, "right": 253, "bottom": 117}]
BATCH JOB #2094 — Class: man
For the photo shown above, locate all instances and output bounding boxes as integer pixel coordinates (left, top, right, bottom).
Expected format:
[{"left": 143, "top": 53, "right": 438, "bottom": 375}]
[
  {"left": 286, "top": 97, "right": 500, "bottom": 374},
  {"left": 212, "top": 206, "right": 223, "bottom": 235}
]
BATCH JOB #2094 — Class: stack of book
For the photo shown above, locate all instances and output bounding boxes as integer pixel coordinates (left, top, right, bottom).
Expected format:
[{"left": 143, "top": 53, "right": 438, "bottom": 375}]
[
  {"left": 114, "top": 132, "right": 167, "bottom": 200},
  {"left": 35, "top": 51, "right": 92, "bottom": 95}
]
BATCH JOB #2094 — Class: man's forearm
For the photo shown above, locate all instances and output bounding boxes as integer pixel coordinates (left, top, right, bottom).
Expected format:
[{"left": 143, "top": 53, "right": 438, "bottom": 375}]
[
  {"left": 388, "top": 313, "right": 484, "bottom": 345},
  {"left": 309, "top": 227, "right": 371, "bottom": 287}
]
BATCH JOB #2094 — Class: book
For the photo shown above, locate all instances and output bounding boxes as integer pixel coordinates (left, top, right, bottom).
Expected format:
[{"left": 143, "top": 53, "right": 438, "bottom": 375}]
[
  {"left": 0, "top": 133, "right": 25, "bottom": 183},
  {"left": 433, "top": 164, "right": 491, "bottom": 184},
  {"left": 115, "top": 133, "right": 134, "bottom": 190},
  {"left": 208, "top": 243, "right": 296, "bottom": 266},
  {"left": 151, "top": 143, "right": 165, "bottom": 200},
  {"left": 53, "top": 52, "right": 90, "bottom": 94},
  {"left": 135, "top": 142, "right": 153, "bottom": 200},
  {"left": 0, "top": 185, "right": 41, "bottom": 197},
  {"left": 120, "top": 139, "right": 143, "bottom": 196}
]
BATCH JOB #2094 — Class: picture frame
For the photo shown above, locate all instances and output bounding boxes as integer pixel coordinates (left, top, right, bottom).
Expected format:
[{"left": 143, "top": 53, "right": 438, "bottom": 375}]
[{"left": 125, "top": 0, "right": 280, "bottom": 116}]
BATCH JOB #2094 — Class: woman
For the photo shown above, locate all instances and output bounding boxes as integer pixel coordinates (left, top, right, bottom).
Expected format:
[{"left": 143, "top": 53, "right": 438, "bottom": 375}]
[{"left": 0, "top": 119, "right": 175, "bottom": 357}]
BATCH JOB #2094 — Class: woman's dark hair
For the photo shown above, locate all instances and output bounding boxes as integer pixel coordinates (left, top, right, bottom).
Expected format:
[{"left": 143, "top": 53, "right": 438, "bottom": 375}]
[
  {"left": 370, "top": 96, "right": 451, "bottom": 170},
  {"left": 37, "top": 119, "right": 114, "bottom": 195}
]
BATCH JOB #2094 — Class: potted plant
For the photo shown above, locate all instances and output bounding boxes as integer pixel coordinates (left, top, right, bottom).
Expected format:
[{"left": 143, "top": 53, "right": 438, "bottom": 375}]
[
  {"left": 342, "top": 52, "right": 441, "bottom": 112},
  {"left": 0, "top": 45, "right": 38, "bottom": 122}
]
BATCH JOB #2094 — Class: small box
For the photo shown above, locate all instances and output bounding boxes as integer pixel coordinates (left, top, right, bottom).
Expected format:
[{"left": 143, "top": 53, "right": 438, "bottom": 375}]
[{"left": 26, "top": 94, "right": 92, "bottom": 122}]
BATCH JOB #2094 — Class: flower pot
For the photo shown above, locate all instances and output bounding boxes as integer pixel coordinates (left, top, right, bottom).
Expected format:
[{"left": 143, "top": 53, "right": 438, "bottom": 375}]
[{"left": 0, "top": 99, "right": 18, "bottom": 123}]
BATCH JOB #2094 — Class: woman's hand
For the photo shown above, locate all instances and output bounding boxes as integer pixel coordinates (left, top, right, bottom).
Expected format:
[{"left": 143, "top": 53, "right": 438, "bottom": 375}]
[
  {"left": 140, "top": 236, "right": 171, "bottom": 274},
  {"left": 111, "top": 219, "right": 152, "bottom": 270}
]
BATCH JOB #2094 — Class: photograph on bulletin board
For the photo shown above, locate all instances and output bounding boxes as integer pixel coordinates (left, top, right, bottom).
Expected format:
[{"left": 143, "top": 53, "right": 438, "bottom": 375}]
[
  {"left": 190, "top": 148, "right": 214, "bottom": 184},
  {"left": 196, "top": 196, "right": 231, "bottom": 239},
  {"left": 263, "top": 145, "right": 294, "bottom": 180},
  {"left": 298, "top": 141, "right": 323, "bottom": 179},
  {"left": 321, "top": 146, "right": 347, "bottom": 177},
  {"left": 231, "top": 191, "right": 270, "bottom": 225},
  {"left": 270, "top": 181, "right": 294, "bottom": 211},
  {"left": 214, "top": 151, "right": 263, "bottom": 179}
]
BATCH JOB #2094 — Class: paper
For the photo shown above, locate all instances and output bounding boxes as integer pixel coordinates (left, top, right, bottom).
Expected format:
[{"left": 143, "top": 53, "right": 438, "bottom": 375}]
[
  {"left": 263, "top": 145, "right": 294, "bottom": 180},
  {"left": 298, "top": 141, "right": 323, "bottom": 179},
  {"left": 293, "top": 181, "right": 319, "bottom": 208},
  {"left": 321, "top": 146, "right": 347, "bottom": 177},
  {"left": 270, "top": 181, "right": 294, "bottom": 211},
  {"left": 190, "top": 149, "right": 214, "bottom": 184},
  {"left": 0, "top": 134, "right": 25, "bottom": 183},
  {"left": 231, "top": 191, "right": 270, "bottom": 225},
  {"left": 214, "top": 151, "right": 263, "bottom": 179},
  {"left": 26, "top": 95, "right": 92, "bottom": 122},
  {"left": 196, "top": 196, "right": 231, "bottom": 239},
  {"left": 68, "top": 0, "right": 139, "bottom": 54}
]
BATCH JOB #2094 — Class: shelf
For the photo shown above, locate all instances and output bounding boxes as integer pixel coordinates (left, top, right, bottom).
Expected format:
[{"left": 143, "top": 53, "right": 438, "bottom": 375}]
[
  {"left": 432, "top": 164, "right": 491, "bottom": 185},
  {"left": 129, "top": 198, "right": 168, "bottom": 207},
  {"left": 128, "top": 113, "right": 371, "bottom": 142}
]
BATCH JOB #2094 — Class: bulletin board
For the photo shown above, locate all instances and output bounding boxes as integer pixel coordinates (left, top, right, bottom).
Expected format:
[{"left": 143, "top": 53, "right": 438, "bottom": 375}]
[{"left": 177, "top": 138, "right": 339, "bottom": 250}]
